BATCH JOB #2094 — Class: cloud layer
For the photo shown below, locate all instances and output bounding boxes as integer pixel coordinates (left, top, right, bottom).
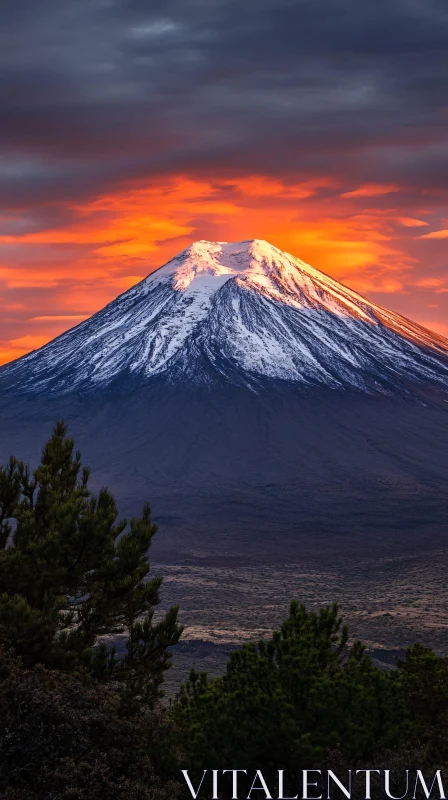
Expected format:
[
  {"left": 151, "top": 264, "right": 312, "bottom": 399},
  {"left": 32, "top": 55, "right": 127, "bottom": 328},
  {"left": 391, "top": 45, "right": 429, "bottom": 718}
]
[{"left": 1, "top": 0, "right": 448, "bottom": 362}]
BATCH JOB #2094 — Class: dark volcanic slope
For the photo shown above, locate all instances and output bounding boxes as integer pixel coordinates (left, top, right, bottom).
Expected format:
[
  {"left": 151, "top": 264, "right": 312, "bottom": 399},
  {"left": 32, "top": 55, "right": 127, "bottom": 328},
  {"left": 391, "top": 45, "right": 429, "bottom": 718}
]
[{"left": 1, "top": 380, "right": 447, "bottom": 564}]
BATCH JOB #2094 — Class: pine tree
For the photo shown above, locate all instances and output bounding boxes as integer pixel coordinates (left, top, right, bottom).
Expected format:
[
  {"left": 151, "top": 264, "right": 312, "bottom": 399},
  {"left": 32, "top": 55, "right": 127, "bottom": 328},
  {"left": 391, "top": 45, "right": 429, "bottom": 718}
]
[
  {"left": 0, "top": 421, "right": 182, "bottom": 708},
  {"left": 175, "top": 602, "right": 407, "bottom": 777}
]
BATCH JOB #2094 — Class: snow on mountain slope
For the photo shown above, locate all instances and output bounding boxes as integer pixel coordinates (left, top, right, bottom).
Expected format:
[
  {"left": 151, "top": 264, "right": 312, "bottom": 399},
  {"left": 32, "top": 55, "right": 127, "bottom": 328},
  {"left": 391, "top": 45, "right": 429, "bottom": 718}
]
[{"left": 1, "top": 238, "right": 448, "bottom": 395}]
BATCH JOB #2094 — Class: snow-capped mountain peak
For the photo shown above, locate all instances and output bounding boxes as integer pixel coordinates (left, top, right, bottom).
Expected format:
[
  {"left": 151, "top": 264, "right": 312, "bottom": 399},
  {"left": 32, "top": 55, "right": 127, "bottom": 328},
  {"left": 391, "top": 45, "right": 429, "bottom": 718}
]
[
  {"left": 150, "top": 238, "right": 372, "bottom": 319},
  {"left": 1, "top": 238, "right": 448, "bottom": 395}
]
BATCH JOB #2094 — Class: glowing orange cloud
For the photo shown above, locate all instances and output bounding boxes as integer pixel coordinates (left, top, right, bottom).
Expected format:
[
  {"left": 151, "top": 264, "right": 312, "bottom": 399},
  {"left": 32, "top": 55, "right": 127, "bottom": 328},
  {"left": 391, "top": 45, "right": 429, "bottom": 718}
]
[
  {"left": 420, "top": 229, "right": 448, "bottom": 239},
  {"left": 340, "top": 184, "right": 401, "bottom": 198},
  {"left": 396, "top": 217, "right": 429, "bottom": 227},
  {"left": 0, "top": 174, "right": 447, "bottom": 365}
]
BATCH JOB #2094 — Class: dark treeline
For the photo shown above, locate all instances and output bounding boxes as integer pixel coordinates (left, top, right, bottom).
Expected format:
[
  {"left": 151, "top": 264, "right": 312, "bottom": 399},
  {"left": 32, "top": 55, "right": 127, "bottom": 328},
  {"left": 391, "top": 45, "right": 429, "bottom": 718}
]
[{"left": 0, "top": 423, "right": 447, "bottom": 799}]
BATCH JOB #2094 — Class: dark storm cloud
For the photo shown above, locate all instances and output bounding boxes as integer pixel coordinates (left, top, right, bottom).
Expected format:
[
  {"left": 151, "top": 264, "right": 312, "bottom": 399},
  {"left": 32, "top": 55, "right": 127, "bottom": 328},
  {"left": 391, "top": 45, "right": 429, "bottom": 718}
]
[{"left": 1, "top": 0, "right": 448, "bottom": 211}]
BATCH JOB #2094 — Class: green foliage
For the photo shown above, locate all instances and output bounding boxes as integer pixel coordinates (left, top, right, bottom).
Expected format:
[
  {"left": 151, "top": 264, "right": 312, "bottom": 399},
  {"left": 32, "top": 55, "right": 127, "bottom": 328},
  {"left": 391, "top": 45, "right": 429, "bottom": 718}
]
[
  {"left": 399, "top": 642, "right": 448, "bottom": 761},
  {"left": 175, "top": 602, "right": 408, "bottom": 778},
  {"left": 0, "top": 421, "right": 182, "bottom": 707},
  {"left": 0, "top": 646, "right": 180, "bottom": 800},
  {"left": 175, "top": 602, "right": 448, "bottom": 778}
]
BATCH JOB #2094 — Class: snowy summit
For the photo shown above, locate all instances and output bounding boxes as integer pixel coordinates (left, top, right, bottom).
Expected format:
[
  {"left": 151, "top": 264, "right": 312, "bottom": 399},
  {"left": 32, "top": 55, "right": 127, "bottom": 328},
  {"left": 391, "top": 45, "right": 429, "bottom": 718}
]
[{"left": 1, "top": 238, "right": 448, "bottom": 394}]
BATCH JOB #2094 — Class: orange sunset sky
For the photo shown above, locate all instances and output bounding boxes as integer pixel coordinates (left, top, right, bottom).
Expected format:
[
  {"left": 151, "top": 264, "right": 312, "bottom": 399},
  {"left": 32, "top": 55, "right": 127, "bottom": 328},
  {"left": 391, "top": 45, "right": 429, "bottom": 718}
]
[
  {"left": 1, "top": 174, "right": 448, "bottom": 366},
  {"left": 1, "top": 0, "right": 448, "bottom": 365}
]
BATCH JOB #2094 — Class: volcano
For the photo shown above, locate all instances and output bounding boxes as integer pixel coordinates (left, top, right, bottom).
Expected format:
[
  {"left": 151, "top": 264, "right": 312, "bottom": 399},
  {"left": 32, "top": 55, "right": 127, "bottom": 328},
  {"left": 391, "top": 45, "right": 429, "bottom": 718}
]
[
  {"left": 1, "top": 238, "right": 448, "bottom": 395},
  {"left": 1, "top": 239, "right": 448, "bottom": 562}
]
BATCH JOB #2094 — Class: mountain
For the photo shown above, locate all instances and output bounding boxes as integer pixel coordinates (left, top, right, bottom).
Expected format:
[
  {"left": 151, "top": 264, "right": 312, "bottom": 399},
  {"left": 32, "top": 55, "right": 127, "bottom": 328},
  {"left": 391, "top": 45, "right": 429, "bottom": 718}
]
[
  {"left": 1, "top": 239, "right": 448, "bottom": 565},
  {"left": 1, "top": 238, "right": 448, "bottom": 395}
]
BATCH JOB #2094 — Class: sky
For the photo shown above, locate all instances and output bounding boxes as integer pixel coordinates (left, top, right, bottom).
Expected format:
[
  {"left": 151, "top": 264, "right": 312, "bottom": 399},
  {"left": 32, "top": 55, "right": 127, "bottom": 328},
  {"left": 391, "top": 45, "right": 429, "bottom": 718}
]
[{"left": 1, "top": 0, "right": 448, "bottom": 365}]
